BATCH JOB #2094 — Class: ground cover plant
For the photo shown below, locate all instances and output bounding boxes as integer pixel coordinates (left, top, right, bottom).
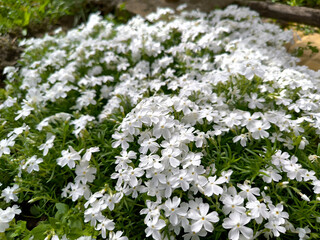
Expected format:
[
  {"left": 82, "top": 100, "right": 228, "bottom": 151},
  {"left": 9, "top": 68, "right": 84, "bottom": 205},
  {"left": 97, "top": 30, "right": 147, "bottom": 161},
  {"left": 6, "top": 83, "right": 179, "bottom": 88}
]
[{"left": 1, "top": 4, "right": 320, "bottom": 240}]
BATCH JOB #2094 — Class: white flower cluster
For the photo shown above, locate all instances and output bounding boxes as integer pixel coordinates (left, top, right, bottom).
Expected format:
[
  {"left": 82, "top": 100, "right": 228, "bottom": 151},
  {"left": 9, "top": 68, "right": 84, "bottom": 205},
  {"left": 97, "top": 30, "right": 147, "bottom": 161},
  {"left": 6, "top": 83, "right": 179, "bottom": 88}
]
[
  {"left": 60, "top": 147, "right": 99, "bottom": 202},
  {"left": 0, "top": 183, "right": 21, "bottom": 233},
  {"left": 260, "top": 150, "right": 320, "bottom": 198},
  {"left": 1, "top": 3, "right": 320, "bottom": 240},
  {"left": 101, "top": 95, "right": 318, "bottom": 239},
  {"left": 0, "top": 205, "right": 21, "bottom": 232}
]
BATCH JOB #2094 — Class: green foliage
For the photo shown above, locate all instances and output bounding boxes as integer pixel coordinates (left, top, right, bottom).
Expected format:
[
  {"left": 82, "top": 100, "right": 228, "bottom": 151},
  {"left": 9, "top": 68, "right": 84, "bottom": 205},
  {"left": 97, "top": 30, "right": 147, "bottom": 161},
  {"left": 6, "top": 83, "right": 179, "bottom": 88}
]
[
  {"left": 271, "top": 0, "right": 320, "bottom": 8},
  {"left": 0, "top": 0, "right": 86, "bottom": 35}
]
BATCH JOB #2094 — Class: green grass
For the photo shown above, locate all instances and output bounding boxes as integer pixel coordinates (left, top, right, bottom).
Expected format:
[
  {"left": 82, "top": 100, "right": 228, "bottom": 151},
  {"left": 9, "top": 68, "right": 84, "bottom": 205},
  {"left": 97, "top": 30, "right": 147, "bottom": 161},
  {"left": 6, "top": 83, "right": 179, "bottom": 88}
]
[{"left": 0, "top": 0, "right": 86, "bottom": 36}]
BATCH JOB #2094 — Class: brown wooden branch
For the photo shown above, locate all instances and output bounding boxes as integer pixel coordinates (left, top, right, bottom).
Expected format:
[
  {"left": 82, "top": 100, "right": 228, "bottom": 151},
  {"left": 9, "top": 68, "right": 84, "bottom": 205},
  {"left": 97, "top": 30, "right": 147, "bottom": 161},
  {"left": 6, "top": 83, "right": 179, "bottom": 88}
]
[{"left": 234, "top": 0, "right": 320, "bottom": 28}]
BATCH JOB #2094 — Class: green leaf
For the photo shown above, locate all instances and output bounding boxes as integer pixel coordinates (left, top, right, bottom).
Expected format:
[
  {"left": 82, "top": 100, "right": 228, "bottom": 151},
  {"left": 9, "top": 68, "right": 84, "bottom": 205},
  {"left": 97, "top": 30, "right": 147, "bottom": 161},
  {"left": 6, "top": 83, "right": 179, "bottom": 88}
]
[
  {"left": 55, "top": 203, "right": 69, "bottom": 219},
  {"left": 48, "top": 217, "right": 58, "bottom": 227},
  {"left": 317, "top": 143, "right": 320, "bottom": 156},
  {"left": 30, "top": 223, "right": 51, "bottom": 240},
  {"left": 22, "top": 8, "right": 31, "bottom": 27},
  {"left": 70, "top": 218, "right": 82, "bottom": 230},
  {"left": 30, "top": 205, "right": 41, "bottom": 216},
  {"left": 54, "top": 203, "right": 69, "bottom": 221},
  {"left": 9, "top": 220, "right": 27, "bottom": 238},
  {"left": 55, "top": 203, "right": 69, "bottom": 214},
  {"left": 39, "top": 0, "right": 50, "bottom": 14}
]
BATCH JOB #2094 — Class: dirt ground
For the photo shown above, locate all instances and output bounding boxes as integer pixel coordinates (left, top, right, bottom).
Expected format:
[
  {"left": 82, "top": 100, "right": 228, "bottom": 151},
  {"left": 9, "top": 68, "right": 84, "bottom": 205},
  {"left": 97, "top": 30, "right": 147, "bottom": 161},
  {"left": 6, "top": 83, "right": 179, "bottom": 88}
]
[
  {"left": 286, "top": 31, "right": 320, "bottom": 71},
  {"left": 0, "top": 36, "right": 22, "bottom": 86}
]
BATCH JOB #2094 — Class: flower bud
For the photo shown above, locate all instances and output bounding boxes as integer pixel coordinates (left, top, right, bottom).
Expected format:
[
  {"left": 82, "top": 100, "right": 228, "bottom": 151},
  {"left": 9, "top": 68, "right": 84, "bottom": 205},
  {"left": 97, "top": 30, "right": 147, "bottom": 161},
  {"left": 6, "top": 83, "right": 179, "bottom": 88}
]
[
  {"left": 308, "top": 155, "right": 318, "bottom": 163},
  {"left": 300, "top": 193, "right": 310, "bottom": 202}
]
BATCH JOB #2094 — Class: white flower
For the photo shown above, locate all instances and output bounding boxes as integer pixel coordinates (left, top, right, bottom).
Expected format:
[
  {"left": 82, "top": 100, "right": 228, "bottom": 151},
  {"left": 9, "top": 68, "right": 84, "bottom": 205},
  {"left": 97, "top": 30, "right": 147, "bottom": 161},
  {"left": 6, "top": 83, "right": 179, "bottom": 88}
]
[
  {"left": 14, "top": 101, "right": 34, "bottom": 120},
  {"left": 298, "top": 137, "right": 309, "bottom": 149},
  {"left": 0, "top": 205, "right": 21, "bottom": 232},
  {"left": 274, "top": 151, "right": 288, "bottom": 167},
  {"left": 104, "top": 193, "right": 122, "bottom": 211},
  {"left": 126, "top": 167, "right": 144, "bottom": 187},
  {"left": 22, "top": 155, "right": 43, "bottom": 173},
  {"left": 145, "top": 218, "right": 166, "bottom": 240},
  {"left": 221, "top": 170, "right": 233, "bottom": 183},
  {"left": 161, "top": 148, "right": 182, "bottom": 168},
  {"left": 84, "top": 205, "right": 104, "bottom": 226},
  {"left": 112, "top": 131, "right": 133, "bottom": 150},
  {"left": 241, "top": 112, "right": 261, "bottom": 128},
  {"left": 312, "top": 180, "right": 320, "bottom": 194},
  {"left": 140, "top": 200, "right": 161, "bottom": 223},
  {"left": 82, "top": 147, "right": 100, "bottom": 161},
  {"left": 302, "top": 170, "right": 317, "bottom": 181},
  {"left": 57, "top": 146, "right": 82, "bottom": 169},
  {"left": 222, "top": 212, "right": 253, "bottom": 240},
  {"left": 7, "top": 123, "right": 29, "bottom": 137},
  {"left": 222, "top": 194, "right": 246, "bottom": 215},
  {"left": 74, "top": 90, "right": 97, "bottom": 110},
  {"left": 109, "top": 231, "right": 128, "bottom": 240},
  {"left": 260, "top": 167, "right": 282, "bottom": 183},
  {"left": 71, "top": 115, "right": 95, "bottom": 137},
  {"left": 233, "top": 134, "right": 248, "bottom": 147},
  {"left": 282, "top": 156, "right": 306, "bottom": 182},
  {"left": 1, "top": 184, "right": 19, "bottom": 203},
  {"left": 182, "top": 229, "right": 207, "bottom": 240},
  {"left": 247, "top": 120, "right": 270, "bottom": 139},
  {"left": 203, "top": 175, "right": 225, "bottom": 197},
  {"left": 177, "top": 170, "right": 193, "bottom": 191},
  {"left": 188, "top": 203, "right": 219, "bottom": 233},
  {"left": 38, "top": 135, "right": 56, "bottom": 156},
  {"left": 245, "top": 93, "right": 265, "bottom": 109},
  {"left": 0, "top": 138, "right": 15, "bottom": 157},
  {"left": 164, "top": 196, "right": 187, "bottom": 226},
  {"left": 116, "top": 150, "right": 137, "bottom": 170},
  {"left": 153, "top": 117, "right": 175, "bottom": 139},
  {"left": 139, "top": 138, "right": 160, "bottom": 154},
  {"left": 237, "top": 182, "right": 260, "bottom": 201},
  {"left": 246, "top": 200, "right": 269, "bottom": 224},
  {"left": 297, "top": 226, "right": 311, "bottom": 240},
  {"left": 264, "top": 220, "right": 286, "bottom": 237},
  {"left": 75, "top": 161, "right": 97, "bottom": 184},
  {"left": 224, "top": 112, "right": 242, "bottom": 128},
  {"left": 95, "top": 218, "right": 115, "bottom": 238},
  {"left": 308, "top": 155, "right": 318, "bottom": 163},
  {"left": 268, "top": 204, "right": 289, "bottom": 224},
  {"left": 182, "top": 152, "right": 202, "bottom": 168}
]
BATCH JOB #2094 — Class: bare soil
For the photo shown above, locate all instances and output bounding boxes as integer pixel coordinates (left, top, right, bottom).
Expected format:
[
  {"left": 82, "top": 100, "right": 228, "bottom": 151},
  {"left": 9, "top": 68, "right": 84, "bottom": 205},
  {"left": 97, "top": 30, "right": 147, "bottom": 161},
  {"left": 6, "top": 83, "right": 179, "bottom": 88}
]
[{"left": 287, "top": 31, "right": 320, "bottom": 71}]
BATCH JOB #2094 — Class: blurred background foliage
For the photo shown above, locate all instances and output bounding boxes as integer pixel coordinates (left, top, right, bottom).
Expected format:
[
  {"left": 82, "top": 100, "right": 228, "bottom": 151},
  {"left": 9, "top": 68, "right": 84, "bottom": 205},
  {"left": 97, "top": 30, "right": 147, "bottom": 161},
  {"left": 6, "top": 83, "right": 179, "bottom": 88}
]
[
  {"left": 271, "top": 0, "right": 320, "bottom": 8},
  {"left": 0, "top": 0, "right": 320, "bottom": 37},
  {"left": 0, "top": 0, "right": 87, "bottom": 36}
]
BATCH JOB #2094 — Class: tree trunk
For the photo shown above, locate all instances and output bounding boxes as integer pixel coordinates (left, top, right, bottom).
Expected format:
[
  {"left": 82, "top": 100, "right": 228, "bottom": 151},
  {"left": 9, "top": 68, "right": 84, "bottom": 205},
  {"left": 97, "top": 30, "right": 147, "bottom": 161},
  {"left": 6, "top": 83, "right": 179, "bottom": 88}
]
[{"left": 234, "top": 0, "right": 320, "bottom": 28}]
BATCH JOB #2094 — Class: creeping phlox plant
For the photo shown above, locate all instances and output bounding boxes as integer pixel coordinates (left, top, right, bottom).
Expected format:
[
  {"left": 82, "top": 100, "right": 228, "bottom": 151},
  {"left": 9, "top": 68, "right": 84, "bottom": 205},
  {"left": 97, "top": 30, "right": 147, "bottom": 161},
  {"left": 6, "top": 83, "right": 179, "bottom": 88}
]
[{"left": 1, "top": 4, "right": 320, "bottom": 240}]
